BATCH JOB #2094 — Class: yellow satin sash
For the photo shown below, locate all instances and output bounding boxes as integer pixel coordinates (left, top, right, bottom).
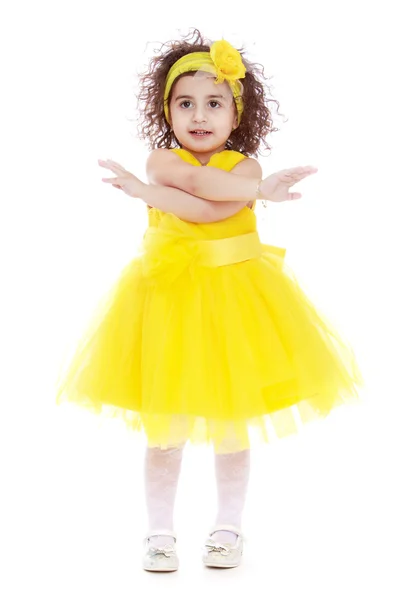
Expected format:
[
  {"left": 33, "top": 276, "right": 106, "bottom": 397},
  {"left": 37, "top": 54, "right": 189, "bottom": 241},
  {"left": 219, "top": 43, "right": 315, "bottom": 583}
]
[{"left": 141, "top": 228, "right": 286, "bottom": 281}]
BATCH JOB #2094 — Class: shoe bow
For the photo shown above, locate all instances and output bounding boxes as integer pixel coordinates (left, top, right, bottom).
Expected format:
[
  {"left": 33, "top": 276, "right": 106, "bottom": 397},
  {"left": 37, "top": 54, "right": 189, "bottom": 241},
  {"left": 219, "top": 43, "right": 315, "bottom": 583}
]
[
  {"left": 204, "top": 540, "right": 231, "bottom": 556},
  {"left": 147, "top": 544, "right": 176, "bottom": 558}
]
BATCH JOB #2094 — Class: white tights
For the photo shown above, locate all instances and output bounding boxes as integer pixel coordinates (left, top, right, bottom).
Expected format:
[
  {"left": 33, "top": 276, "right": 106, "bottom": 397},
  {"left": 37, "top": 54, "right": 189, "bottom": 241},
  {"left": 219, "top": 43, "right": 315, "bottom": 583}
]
[{"left": 144, "top": 444, "right": 250, "bottom": 546}]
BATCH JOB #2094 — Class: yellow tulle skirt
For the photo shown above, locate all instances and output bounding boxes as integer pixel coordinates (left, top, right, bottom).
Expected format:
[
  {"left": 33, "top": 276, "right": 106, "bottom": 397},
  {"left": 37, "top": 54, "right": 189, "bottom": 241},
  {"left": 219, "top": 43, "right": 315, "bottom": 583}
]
[{"left": 56, "top": 210, "right": 364, "bottom": 453}]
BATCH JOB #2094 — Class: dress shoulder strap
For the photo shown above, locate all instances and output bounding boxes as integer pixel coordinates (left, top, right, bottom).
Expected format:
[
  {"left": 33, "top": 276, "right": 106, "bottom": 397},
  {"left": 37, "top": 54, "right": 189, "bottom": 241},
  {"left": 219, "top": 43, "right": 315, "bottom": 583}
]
[{"left": 170, "top": 148, "right": 201, "bottom": 166}]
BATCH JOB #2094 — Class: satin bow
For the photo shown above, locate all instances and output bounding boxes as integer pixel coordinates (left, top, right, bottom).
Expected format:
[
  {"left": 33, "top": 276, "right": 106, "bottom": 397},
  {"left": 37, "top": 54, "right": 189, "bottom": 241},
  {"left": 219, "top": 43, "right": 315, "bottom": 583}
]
[
  {"left": 204, "top": 541, "right": 231, "bottom": 556},
  {"left": 141, "top": 228, "right": 200, "bottom": 285},
  {"left": 147, "top": 545, "right": 176, "bottom": 558}
]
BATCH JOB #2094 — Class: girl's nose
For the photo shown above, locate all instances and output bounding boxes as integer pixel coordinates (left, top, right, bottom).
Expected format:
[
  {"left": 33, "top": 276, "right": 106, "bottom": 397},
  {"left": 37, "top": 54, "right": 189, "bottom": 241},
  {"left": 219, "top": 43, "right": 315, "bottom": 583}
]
[{"left": 193, "top": 107, "right": 207, "bottom": 123}]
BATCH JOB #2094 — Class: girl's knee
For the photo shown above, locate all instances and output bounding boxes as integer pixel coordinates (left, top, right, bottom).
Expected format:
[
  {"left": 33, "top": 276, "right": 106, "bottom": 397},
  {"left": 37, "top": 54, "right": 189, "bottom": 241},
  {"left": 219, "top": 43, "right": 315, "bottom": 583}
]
[{"left": 147, "top": 442, "right": 186, "bottom": 454}]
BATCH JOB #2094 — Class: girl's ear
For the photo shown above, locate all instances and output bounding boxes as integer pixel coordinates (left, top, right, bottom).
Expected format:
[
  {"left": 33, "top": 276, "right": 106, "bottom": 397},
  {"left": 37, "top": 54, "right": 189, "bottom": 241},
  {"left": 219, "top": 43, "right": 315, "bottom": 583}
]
[{"left": 232, "top": 112, "right": 239, "bottom": 130}]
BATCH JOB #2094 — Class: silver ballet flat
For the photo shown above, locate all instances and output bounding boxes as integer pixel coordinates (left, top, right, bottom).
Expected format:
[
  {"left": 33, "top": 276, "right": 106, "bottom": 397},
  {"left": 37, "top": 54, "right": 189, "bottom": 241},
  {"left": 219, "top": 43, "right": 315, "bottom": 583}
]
[
  {"left": 142, "top": 529, "right": 179, "bottom": 572},
  {"left": 202, "top": 524, "right": 245, "bottom": 568}
]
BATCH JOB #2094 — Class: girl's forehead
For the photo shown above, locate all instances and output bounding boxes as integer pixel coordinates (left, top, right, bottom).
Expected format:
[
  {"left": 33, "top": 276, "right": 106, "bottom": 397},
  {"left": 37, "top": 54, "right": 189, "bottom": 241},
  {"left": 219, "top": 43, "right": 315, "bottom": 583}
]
[{"left": 171, "top": 74, "right": 233, "bottom": 99}]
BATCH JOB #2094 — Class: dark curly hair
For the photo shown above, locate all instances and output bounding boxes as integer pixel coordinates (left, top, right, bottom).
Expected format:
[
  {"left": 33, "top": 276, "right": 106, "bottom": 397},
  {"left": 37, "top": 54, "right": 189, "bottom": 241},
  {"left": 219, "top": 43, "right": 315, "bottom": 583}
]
[{"left": 134, "top": 29, "right": 286, "bottom": 157}]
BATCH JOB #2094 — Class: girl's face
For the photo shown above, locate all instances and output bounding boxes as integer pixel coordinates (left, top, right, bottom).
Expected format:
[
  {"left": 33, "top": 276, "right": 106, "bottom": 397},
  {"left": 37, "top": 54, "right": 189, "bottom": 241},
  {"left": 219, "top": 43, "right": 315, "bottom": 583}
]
[{"left": 168, "top": 73, "right": 239, "bottom": 164}]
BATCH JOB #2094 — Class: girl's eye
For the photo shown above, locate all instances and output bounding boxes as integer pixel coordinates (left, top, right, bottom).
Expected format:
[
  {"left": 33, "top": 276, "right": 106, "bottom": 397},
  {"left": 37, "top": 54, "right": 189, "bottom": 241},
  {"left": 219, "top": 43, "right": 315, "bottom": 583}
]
[{"left": 179, "top": 100, "right": 220, "bottom": 109}]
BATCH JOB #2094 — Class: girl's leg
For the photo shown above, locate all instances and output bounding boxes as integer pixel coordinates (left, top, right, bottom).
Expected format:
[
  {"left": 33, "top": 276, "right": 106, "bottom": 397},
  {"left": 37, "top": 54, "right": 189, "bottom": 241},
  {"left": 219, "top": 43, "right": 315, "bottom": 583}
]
[
  {"left": 144, "top": 444, "right": 185, "bottom": 547},
  {"left": 212, "top": 448, "right": 251, "bottom": 544}
]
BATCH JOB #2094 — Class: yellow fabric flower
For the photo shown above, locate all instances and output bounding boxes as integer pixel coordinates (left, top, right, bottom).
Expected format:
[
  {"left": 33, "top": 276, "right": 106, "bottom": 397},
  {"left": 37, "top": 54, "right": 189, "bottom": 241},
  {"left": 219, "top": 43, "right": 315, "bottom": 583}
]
[
  {"left": 141, "top": 228, "right": 200, "bottom": 285},
  {"left": 210, "top": 40, "right": 246, "bottom": 84}
]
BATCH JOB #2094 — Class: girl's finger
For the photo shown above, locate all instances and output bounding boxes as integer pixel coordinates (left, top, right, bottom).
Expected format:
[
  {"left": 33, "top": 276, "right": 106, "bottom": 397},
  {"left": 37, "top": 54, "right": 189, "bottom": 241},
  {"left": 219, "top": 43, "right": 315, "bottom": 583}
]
[
  {"left": 286, "top": 166, "right": 317, "bottom": 176},
  {"left": 98, "top": 159, "right": 115, "bottom": 169},
  {"left": 282, "top": 170, "right": 314, "bottom": 184},
  {"left": 105, "top": 159, "right": 126, "bottom": 172},
  {"left": 99, "top": 160, "right": 125, "bottom": 176},
  {"left": 295, "top": 166, "right": 318, "bottom": 177}
]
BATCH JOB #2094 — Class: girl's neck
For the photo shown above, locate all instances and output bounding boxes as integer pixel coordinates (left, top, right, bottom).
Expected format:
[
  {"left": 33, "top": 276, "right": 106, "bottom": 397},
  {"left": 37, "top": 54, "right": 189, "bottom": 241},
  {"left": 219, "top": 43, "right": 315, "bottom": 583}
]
[{"left": 180, "top": 145, "right": 227, "bottom": 166}]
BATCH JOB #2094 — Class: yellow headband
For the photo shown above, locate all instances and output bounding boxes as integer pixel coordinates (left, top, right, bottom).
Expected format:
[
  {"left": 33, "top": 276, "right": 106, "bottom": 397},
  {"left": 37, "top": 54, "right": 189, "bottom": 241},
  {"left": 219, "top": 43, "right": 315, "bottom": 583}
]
[{"left": 163, "top": 40, "right": 246, "bottom": 125}]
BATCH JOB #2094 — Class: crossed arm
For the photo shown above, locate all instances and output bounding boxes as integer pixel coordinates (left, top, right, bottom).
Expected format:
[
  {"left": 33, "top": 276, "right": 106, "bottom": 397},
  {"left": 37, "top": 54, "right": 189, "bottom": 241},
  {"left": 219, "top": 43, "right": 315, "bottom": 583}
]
[{"left": 143, "top": 149, "right": 262, "bottom": 223}]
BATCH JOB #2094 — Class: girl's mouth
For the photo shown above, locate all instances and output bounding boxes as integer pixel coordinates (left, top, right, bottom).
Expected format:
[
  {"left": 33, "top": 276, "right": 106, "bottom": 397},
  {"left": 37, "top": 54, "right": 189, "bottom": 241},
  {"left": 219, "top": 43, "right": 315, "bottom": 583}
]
[{"left": 190, "top": 130, "right": 212, "bottom": 137}]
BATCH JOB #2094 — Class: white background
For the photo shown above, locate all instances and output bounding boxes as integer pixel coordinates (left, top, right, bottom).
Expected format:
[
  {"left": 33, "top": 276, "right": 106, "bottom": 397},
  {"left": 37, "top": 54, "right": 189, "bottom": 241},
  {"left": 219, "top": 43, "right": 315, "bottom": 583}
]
[{"left": 1, "top": 1, "right": 407, "bottom": 598}]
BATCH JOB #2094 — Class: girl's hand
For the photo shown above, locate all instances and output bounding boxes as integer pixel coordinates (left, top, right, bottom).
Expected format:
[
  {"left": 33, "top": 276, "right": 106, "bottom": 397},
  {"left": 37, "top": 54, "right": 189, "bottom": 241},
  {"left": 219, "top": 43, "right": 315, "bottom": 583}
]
[
  {"left": 98, "top": 159, "right": 144, "bottom": 198},
  {"left": 260, "top": 165, "right": 318, "bottom": 202}
]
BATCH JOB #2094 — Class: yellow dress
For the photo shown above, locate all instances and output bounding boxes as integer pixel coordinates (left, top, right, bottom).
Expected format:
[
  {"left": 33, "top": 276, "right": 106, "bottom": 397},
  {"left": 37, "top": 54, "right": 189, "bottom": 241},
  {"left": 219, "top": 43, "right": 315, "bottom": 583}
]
[{"left": 56, "top": 148, "right": 364, "bottom": 452}]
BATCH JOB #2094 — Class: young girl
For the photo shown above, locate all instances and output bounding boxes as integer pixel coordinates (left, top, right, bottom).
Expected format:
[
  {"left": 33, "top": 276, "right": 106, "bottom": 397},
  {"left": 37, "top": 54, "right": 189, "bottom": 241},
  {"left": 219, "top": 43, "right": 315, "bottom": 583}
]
[{"left": 56, "top": 29, "right": 363, "bottom": 572}]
